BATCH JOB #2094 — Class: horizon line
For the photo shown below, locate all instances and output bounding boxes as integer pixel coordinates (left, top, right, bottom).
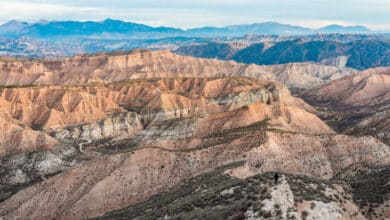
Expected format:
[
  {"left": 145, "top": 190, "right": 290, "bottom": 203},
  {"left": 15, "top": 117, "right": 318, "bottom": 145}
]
[{"left": 1, "top": 18, "right": 387, "bottom": 32}]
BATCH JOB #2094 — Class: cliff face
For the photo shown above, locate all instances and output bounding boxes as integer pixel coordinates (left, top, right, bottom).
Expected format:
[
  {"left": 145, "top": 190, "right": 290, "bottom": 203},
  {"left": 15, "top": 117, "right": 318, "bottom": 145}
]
[
  {"left": 0, "top": 87, "right": 123, "bottom": 130},
  {"left": 0, "top": 50, "right": 270, "bottom": 85},
  {"left": 0, "top": 77, "right": 288, "bottom": 132},
  {"left": 0, "top": 50, "right": 388, "bottom": 220},
  {"left": 1, "top": 129, "right": 388, "bottom": 219},
  {"left": 260, "top": 62, "right": 356, "bottom": 88},
  {"left": 0, "top": 76, "right": 389, "bottom": 220},
  {"left": 302, "top": 67, "right": 390, "bottom": 145},
  {"left": 53, "top": 112, "right": 143, "bottom": 141},
  {"left": 0, "top": 114, "right": 57, "bottom": 157},
  {"left": 305, "top": 67, "right": 390, "bottom": 106},
  {"left": 0, "top": 50, "right": 356, "bottom": 89}
]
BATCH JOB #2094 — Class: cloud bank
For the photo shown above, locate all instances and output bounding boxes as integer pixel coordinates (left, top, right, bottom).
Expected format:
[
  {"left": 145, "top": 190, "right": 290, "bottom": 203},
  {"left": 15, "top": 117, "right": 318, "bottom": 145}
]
[{"left": 0, "top": 0, "right": 389, "bottom": 30}]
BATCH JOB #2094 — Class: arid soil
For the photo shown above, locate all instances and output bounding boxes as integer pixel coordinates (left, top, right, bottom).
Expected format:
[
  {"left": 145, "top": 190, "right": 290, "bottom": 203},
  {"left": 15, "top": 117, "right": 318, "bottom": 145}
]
[
  {"left": 0, "top": 50, "right": 388, "bottom": 220},
  {"left": 301, "top": 67, "right": 390, "bottom": 145}
]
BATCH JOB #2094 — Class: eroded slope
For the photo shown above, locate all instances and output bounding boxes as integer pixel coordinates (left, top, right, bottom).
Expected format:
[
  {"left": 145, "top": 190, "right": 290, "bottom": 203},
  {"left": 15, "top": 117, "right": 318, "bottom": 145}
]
[
  {"left": 302, "top": 67, "right": 390, "bottom": 145},
  {"left": 0, "top": 77, "right": 389, "bottom": 219}
]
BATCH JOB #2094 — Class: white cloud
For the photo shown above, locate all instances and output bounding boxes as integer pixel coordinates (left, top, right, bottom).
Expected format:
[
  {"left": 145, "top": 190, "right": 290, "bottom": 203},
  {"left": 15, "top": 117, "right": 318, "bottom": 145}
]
[
  {"left": 0, "top": 1, "right": 98, "bottom": 23},
  {"left": 0, "top": 0, "right": 389, "bottom": 30}
]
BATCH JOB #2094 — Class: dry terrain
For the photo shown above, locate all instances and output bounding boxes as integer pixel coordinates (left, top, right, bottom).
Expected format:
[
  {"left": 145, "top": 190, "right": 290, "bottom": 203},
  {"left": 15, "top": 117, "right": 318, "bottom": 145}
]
[{"left": 0, "top": 50, "right": 389, "bottom": 219}]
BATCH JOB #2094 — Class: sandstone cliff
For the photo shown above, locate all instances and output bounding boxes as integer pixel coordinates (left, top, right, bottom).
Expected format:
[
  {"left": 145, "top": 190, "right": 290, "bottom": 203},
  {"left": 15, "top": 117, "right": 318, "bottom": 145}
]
[
  {"left": 0, "top": 113, "right": 57, "bottom": 157},
  {"left": 0, "top": 50, "right": 388, "bottom": 220},
  {"left": 260, "top": 62, "right": 356, "bottom": 88},
  {"left": 0, "top": 77, "right": 388, "bottom": 219},
  {"left": 305, "top": 67, "right": 390, "bottom": 106},
  {"left": 302, "top": 67, "right": 390, "bottom": 145},
  {"left": 0, "top": 50, "right": 355, "bottom": 89}
]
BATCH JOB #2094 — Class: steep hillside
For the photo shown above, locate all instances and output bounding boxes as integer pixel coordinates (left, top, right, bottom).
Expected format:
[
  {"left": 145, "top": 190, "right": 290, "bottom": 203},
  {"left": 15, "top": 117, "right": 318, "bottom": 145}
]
[
  {"left": 0, "top": 49, "right": 355, "bottom": 89},
  {"left": 174, "top": 42, "right": 238, "bottom": 59},
  {"left": 101, "top": 163, "right": 390, "bottom": 220},
  {"left": 0, "top": 48, "right": 388, "bottom": 220},
  {"left": 259, "top": 62, "right": 356, "bottom": 88},
  {"left": 0, "top": 113, "right": 57, "bottom": 157},
  {"left": 237, "top": 40, "right": 390, "bottom": 70},
  {"left": 99, "top": 168, "right": 366, "bottom": 220},
  {"left": 301, "top": 67, "right": 390, "bottom": 145},
  {"left": 176, "top": 40, "right": 390, "bottom": 70},
  {"left": 1, "top": 77, "right": 389, "bottom": 219},
  {"left": 2, "top": 33, "right": 387, "bottom": 59},
  {"left": 0, "top": 50, "right": 272, "bottom": 85},
  {"left": 0, "top": 19, "right": 183, "bottom": 39}
]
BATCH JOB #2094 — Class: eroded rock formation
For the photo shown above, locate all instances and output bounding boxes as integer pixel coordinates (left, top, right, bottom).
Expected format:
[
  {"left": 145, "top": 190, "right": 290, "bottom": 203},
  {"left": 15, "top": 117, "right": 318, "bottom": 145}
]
[
  {"left": 0, "top": 50, "right": 355, "bottom": 89},
  {"left": 0, "top": 76, "right": 388, "bottom": 219},
  {"left": 302, "top": 67, "right": 390, "bottom": 145},
  {"left": 0, "top": 50, "right": 388, "bottom": 219}
]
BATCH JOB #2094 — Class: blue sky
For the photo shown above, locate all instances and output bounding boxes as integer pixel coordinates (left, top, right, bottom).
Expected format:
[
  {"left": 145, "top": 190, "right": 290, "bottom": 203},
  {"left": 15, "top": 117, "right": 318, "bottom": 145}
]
[{"left": 0, "top": 0, "right": 389, "bottom": 30}]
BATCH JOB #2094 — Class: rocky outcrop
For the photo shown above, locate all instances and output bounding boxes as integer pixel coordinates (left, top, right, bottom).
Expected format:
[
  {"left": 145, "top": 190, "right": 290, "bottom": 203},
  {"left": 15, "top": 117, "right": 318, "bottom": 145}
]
[
  {"left": 57, "top": 168, "right": 367, "bottom": 220},
  {"left": 320, "top": 55, "right": 349, "bottom": 68},
  {"left": 1, "top": 94, "right": 388, "bottom": 219},
  {"left": 302, "top": 67, "right": 390, "bottom": 145},
  {"left": 0, "top": 145, "right": 77, "bottom": 202},
  {"left": 0, "top": 87, "right": 123, "bottom": 129},
  {"left": 0, "top": 77, "right": 290, "bottom": 158},
  {"left": 0, "top": 75, "right": 388, "bottom": 219},
  {"left": 0, "top": 50, "right": 272, "bottom": 85},
  {"left": 305, "top": 67, "right": 390, "bottom": 106},
  {"left": 226, "top": 132, "right": 390, "bottom": 179},
  {"left": 0, "top": 128, "right": 267, "bottom": 219},
  {"left": 0, "top": 77, "right": 287, "bottom": 133},
  {"left": 261, "top": 62, "right": 357, "bottom": 88},
  {"left": 53, "top": 112, "right": 143, "bottom": 141},
  {"left": 0, "top": 113, "right": 57, "bottom": 157},
  {"left": 0, "top": 50, "right": 356, "bottom": 89}
]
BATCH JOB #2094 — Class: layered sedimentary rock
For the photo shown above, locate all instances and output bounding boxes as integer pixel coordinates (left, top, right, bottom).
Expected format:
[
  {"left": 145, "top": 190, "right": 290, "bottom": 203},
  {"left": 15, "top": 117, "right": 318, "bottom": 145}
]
[
  {"left": 305, "top": 67, "right": 390, "bottom": 106},
  {"left": 1, "top": 76, "right": 389, "bottom": 219},
  {"left": 0, "top": 50, "right": 388, "bottom": 220},
  {"left": 0, "top": 77, "right": 287, "bottom": 132},
  {"left": 0, "top": 50, "right": 271, "bottom": 85},
  {"left": 0, "top": 50, "right": 355, "bottom": 88},
  {"left": 226, "top": 132, "right": 389, "bottom": 179},
  {"left": 1, "top": 127, "right": 388, "bottom": 219},
  {"left": 302, "top": 67, "right": 390, "bottom": 145},
  {"left": 260, "top": 62, "right": 356, "bottom": 88},
  {"left": 0, "top": 114, "right": 57, "bottom": 157},
  {"left": 0, "top": 87, "right": 123, "bottom": 130},
  {"left": 53, "top": 112, "right": 143, "bottom": 141}
]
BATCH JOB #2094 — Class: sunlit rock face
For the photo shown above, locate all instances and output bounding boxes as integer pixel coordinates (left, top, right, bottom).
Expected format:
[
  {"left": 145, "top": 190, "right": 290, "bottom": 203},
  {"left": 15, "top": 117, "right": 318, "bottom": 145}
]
[
  {"left": 0, "top": 50, "right": 388, "bottom": 220},
  {"left": 0, "top": 49, "right": 356, "bottom": 89},
  {"left": 303, "top": 67, "right": 390, "bottom": 145}
]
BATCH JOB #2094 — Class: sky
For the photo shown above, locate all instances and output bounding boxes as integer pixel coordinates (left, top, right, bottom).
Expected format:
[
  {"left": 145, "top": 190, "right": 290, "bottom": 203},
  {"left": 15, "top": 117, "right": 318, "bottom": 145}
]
[{"left": 0, "top": 0, "right": 389, "bottom": 30}]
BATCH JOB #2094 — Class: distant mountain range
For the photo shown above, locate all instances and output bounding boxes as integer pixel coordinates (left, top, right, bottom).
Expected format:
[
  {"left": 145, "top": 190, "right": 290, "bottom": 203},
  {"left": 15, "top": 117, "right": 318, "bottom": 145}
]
[
  {"left": 0, "top": 19, "right": 389, "bottom": 70},
  {"left": 186, "top": 22, "right": 314, "bottom": 36},
  {"left": 175, "top": 39, "right": 390, "bottom": 70},
  {"left": 0, "top": 19, "right": 375, "bottom": 39},
  {"left": 318, "top": 25, "right": 371, "bottom": 33},
  {"left": 0, "top": 19, "right": 182, "bottom": 39}
]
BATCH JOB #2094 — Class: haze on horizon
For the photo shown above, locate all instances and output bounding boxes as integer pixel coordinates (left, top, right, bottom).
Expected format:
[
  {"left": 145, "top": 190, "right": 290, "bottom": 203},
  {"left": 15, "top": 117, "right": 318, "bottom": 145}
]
[{"left": 0, "top": 0, "right": 389, "bottom": 31}]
